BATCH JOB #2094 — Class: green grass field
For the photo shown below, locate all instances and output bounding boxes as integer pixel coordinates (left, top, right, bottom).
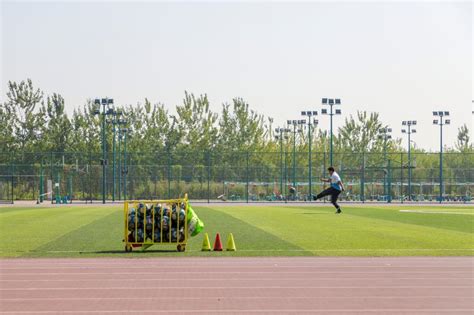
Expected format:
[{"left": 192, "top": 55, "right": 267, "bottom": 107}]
[{"left": 0, "top": 204, "right": 472, "bottom": 258}]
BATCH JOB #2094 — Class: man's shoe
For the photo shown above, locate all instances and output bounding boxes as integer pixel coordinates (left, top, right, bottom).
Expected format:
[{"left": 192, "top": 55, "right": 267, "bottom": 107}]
[{"left": 335, "top": 208, "right": 342, "bottom": 214}]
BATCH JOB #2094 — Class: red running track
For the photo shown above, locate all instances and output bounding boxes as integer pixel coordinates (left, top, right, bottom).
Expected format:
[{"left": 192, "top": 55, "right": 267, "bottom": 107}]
[{"left": 0, "top": 257, "right": 473, "bottom": 314}]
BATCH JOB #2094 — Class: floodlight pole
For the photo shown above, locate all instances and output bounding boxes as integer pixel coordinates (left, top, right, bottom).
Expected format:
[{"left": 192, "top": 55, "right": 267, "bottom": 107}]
[
  {"left": 123, "top": 130, "right": 127, "bottom": 201},
  {"left": 408, "top": 128, "right": 411, "bottom": 201},
  {"left": 118, "top": 130, "right": 121, "bottom": 201},
  {"left": 292, "top": 123, "right": 297, "bottom": 188},
  {"left": 301, "top": 111, "right": 318, "bottom": 200},
  {"left": 101, "top": 104, "right": 106, "bottom": 204},
  {"left": 321, "top": 98, "right": 341, "bottom": 167},
  {"left": 112, "top": 116, "right": 116, "bottom": 202},
  {"left": 433, "top": 111, "right": 450, "bottom": 203},
  {"left": 439, "top": 121, "right": 443, "bottom": 203},
  {"left": 330, "top": 105, "right": 334, "bottom": 166}
]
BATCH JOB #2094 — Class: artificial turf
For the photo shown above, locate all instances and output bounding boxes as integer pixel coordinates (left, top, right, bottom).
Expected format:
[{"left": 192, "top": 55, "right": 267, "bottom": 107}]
[{"left": 0, "top": 203, "right": 472, "bottom": 258}]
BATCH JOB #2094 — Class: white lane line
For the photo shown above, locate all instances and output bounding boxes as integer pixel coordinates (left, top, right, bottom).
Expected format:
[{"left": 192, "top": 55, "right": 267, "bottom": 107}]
[
  {"left": 399, "top": 210, "right": 474, "bottom": 215},
  {"left": 1, "top": 309, "right": 472, "bottom": 314},
  {"left": 2, "top": 265, "right": 472, "bottom": 271},
  {"left": 1, "top": 296, "right": 469, "bottom": 302},
  {"left": 2, "top": 277, "right": 469, "bottom": 282},
  {"left": 1, "top": 286, "right": 471, "bottom": 291},
  {"left": 2, "top": 271, "right": 468, "bottom": 277}
]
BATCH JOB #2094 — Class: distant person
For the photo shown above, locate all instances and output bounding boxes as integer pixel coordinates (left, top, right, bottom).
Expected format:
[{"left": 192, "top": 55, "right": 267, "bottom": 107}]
[{"left": 313, "top": 167, "right": 345, "bottom": 214}]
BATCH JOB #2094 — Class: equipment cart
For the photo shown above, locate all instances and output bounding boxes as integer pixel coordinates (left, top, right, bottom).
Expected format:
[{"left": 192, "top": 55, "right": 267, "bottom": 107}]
[{"left": 123, "top": 194, "right": 189, "bottom": 252}]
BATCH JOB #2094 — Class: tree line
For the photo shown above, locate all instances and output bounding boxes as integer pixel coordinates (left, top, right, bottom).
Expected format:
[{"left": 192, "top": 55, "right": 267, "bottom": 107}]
[{"left": 0, "top": 79, "right": 472, "bottom": 157}]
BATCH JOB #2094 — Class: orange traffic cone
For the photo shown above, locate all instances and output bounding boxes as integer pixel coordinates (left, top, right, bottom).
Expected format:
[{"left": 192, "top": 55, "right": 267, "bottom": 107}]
[{"left": 213, "top": 233, "right": 223, "bottom": 251}]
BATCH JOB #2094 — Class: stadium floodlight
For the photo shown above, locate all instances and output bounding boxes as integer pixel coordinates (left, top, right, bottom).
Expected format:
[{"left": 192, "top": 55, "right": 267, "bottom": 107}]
[
  {"left": 108, "top": 99, "right": 114, "bottom": 105},
  {"left": 312, "top": 111, "right": 318, "bottom": 116},
  {"left": 101, "top": 98, "right": 107, "bottom": 105},
  {"left": 388, "top": 128, "right": 392, "bottom": 133},
  {"left": 402, "top": 119, "right": 417, "bottom": 201},
  {"left": 93, "top": 108, "right": 100, "bottom": 115},
  {"left": 432, "top": 110, "right": 452, "bottom": 203},
  {"left": 301, "top": 111, "right": 306, "bottom": 116},
  {"left": 94, "top": 99, "right": 101, "bottom": 105},
  {"left": 313, "top": 119, "right": 318, "bottom": 124},
  {"left": 287, "top": 120, "right": 292, "bottom": 125},
  {"left": 320, "top": 96, "right": 343, "bottom": 166},
  {"left": 387, "top": 135, "right": 392, "bottom": 139},
  {"left": 292, "top": 120, "right": 297, "bottom": 124}
]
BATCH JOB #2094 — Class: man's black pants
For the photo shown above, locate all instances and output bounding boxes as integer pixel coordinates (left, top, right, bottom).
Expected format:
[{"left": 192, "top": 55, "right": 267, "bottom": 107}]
[{"left": 313, "top": 187, "right": 341, "bottom": 209}]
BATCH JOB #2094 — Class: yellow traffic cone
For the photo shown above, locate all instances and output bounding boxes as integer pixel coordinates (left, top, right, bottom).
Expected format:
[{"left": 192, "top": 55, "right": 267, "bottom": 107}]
[
  {"left": 226, "top": 233, "right": 236, "bottom": 251},
  {"left": 201, "top": 233, "right": 211, "bottom": 251}
]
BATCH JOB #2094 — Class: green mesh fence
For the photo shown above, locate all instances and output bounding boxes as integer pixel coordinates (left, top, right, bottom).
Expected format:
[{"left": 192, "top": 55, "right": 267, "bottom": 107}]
[{"left": 0, "top": 151, "right": 472, "bottom": 203}]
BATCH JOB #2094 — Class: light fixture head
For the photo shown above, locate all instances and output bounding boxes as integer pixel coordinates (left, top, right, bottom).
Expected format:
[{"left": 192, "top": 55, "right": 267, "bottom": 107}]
[
  {"left": 444, "top": 111, "right": 449, "bottom": 116},
  {"left": 335, "top": 99, "right": 341, "bottom": 105},
  {"left": 322, "top": 98, "right": 328, "bottom": 105},
  {"left": 321, "top": 109, "right": 328, "bottom": 114},
  {"left": 101, "top": 98, "right": 107, "bottom": 105},
  {"left": 387, "top": 135, "right": 392, "bottom": 139},
  {"left": 335, "top": 109, "right": 342, "bottom": 115},
  {"left": 402, "top": 121, "right": 407, "bottom": 126},
  {"left": 94, "top": 99, "right": 101, "bottom": 105},
  {"left": 312, "top": 111, "right": 318, "bottom": 116},
  {"left": 301, "top": 111, "right": 306, "bottom": 116},
  {"left": 433, "top": 120, "right": 438, "bottom": 124},
  {"left": 412, "top": 129, "right": 417, "bottom": 133},
  {"left": 412, "top": 121, "right": 417, "bottom": 125},
  {"left": 445, "top": 119, "right": 450, "bottom": 125},
  {"left": 108, "top": 99, "right": 114, "bottom": 105},
  {"left": 402, "top": 129, "right": 406, "bottom": 133},
  {"left": 328, "top": 99, "right": 334, "bottom": 105},
  {"left": 313, "top": 119, "right": 318, "bottom": 124},
  {"left": 433, "top": 111, "right": 438, "bottom": 116},
  {"left": 93, "top": 109, "right": 100, "bottom": 115},
  {"left": 287, "top": 120, "right": 292, "bottom": 125}
]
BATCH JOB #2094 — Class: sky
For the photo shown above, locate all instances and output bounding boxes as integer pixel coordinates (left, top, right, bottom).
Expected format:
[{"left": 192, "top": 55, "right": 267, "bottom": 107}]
[{"left": 1, "top": 0, "right": 472, "bottom": 151}]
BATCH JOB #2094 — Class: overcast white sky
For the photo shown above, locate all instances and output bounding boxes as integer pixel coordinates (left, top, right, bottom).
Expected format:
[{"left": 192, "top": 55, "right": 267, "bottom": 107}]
[{"left": 1, "top": 1, "right": 472, "bottom": 151}]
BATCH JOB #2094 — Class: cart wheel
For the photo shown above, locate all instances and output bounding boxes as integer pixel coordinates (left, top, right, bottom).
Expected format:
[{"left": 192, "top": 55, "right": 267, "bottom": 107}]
[
  {"left": 125, "top": 244, "right": 132, "bottom": 252},
  {"left": 177, "top": 244, "right": 186, "bottom": 252}
]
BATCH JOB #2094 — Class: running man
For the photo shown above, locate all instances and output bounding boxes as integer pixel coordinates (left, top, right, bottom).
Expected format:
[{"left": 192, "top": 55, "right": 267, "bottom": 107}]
[{"left": 313, "top": 166, "right": 344, "bottom": 214}]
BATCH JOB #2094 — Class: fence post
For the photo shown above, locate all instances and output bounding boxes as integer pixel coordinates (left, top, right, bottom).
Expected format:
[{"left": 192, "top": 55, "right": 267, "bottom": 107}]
[
  {"left": 400, "top": 152, "right": 404, "bottom": 203},
  {"left": 207, "top": 150, "right": 211, "bottom": 203},
  {"left": 387, "top": 158, "right": 392, "bottom": 203},
  {"left": 360, "top": 151, "right": 365, "bottom": 203},
  {"left": 167, "top": 153, "right": 171, "bottom": 199},
  {"left": 246, "top": 151, "right": 249, "bottom": 203}
]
